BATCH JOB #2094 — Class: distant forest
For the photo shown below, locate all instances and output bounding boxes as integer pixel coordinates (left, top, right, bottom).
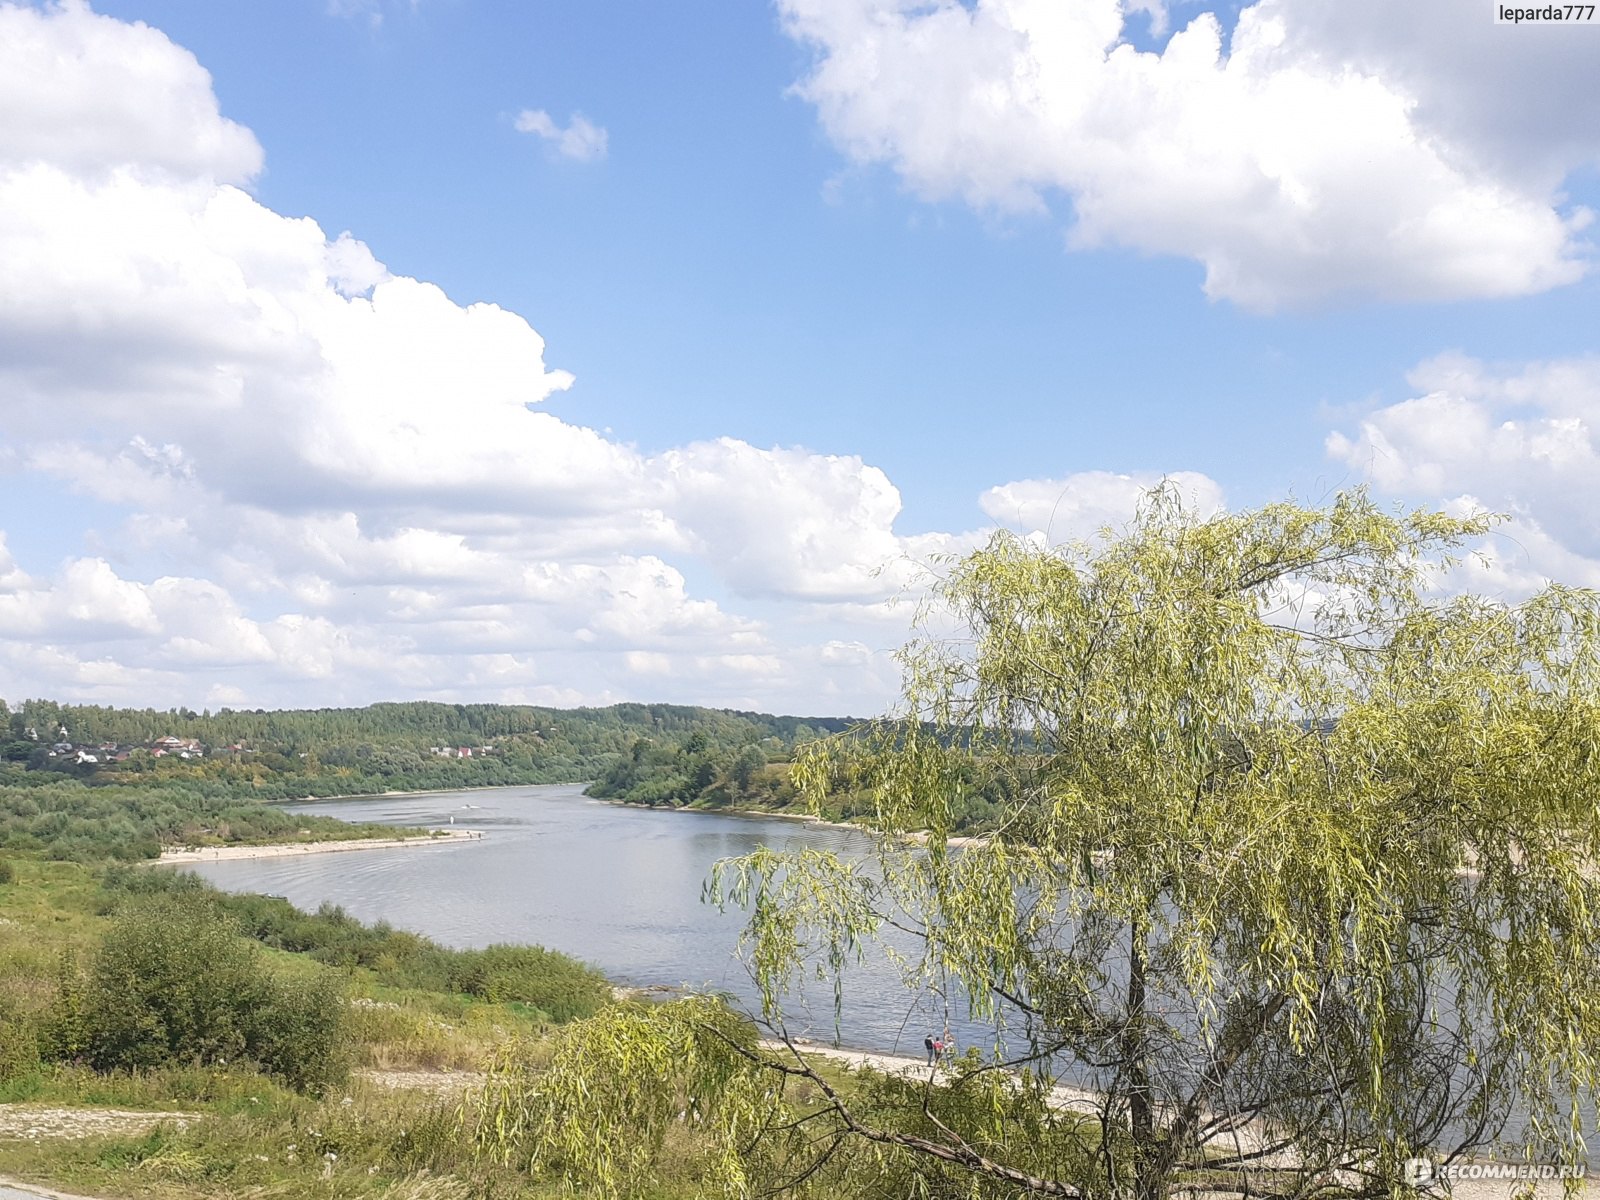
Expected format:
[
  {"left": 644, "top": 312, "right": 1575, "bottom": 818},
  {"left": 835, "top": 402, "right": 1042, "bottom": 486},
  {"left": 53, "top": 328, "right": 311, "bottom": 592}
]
[{"left": 0, "top": 697, "right": 860, "bottom": 860}]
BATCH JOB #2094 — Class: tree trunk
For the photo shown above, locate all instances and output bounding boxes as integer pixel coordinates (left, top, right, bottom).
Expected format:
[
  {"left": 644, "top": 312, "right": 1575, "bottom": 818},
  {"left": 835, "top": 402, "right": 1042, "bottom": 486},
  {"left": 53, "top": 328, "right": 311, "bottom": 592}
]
[{"left": 1126, "top": 922, "right": 1161, "bottom": 1200}]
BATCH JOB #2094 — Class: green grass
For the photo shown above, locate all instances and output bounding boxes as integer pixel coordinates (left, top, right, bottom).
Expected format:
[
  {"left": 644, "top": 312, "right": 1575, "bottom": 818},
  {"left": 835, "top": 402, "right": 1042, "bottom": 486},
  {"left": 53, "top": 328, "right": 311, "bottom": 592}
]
[
  {"left": 0, "top": 857, "right": 627, "bottom": 1196},
  {"left": 2, "top": 854, "right": 1052, "bottom": 1199}
]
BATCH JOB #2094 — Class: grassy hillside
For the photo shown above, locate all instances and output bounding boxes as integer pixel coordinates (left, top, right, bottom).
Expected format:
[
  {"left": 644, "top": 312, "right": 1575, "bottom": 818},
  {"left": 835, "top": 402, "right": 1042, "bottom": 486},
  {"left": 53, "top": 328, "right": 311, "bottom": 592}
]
[{"left": 0, "top": 858, "right": 996, "bottom": 1199}]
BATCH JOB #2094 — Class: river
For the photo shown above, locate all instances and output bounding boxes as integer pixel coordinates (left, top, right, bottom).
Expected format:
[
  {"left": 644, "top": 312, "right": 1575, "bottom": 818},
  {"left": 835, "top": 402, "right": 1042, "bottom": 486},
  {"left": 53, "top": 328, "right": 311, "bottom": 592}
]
[
  {"left": 181, "top": 782, "right": 1594, "bottom": 1164},
  {"left": 181, "top": 783, "right": 970, "bottom": 1056}
]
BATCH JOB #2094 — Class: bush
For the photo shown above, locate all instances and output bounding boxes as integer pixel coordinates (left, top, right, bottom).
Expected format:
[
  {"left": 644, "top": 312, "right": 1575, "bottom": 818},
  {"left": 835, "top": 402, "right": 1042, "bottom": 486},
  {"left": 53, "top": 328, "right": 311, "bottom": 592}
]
[
  {"left": 58, "top": 895, "right": 346, "bottom": 1092},
  {"left": 0, "top": 858, "right": 13, "bottom": 885},
  {"left": 245, "top": 971, "right": 345, "bottom": 1092},
  {"left": 448, "top": 944, "right": 610, "bottom": 1022}
]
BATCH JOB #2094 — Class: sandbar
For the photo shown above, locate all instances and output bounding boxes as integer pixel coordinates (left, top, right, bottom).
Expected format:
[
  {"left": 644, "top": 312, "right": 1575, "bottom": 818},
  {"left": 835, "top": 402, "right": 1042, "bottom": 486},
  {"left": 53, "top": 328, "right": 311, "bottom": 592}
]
[{"left": 156, "top": 829, "right": 482, "bottom": 863}]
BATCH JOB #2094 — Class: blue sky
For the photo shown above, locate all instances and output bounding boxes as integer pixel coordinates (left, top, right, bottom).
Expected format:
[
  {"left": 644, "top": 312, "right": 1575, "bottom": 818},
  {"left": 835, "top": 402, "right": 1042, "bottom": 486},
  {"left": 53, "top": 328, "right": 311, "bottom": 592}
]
[{"left": 2, "top": 0, "right": 1598, "bottom": 714}]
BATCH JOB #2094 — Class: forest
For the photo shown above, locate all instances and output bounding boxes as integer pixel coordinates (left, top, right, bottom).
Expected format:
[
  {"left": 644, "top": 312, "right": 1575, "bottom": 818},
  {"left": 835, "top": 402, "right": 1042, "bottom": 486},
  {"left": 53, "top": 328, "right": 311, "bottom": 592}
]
[{"left": 0, "top": 698, "right": 858, "bottom": 860}]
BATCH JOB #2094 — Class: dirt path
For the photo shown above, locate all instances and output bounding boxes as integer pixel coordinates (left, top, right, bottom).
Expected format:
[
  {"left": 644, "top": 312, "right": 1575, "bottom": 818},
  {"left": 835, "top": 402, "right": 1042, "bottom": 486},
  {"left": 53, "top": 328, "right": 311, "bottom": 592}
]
[
  {"left": 0, "top": 1107, "right": 197, "bottom": 1142},
  {"left": 356, "top": 1069, "right": 484, "bottom": 1096},
  {"left": 0, "top": 1180, "right": 112, "bottom": 1200}
]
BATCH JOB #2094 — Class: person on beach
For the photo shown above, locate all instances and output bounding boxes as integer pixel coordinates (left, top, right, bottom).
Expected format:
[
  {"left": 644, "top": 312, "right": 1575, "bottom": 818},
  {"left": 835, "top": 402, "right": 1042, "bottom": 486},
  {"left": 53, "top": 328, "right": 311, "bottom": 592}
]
[{"left": 924, "top": 1034, "right": 936, "bottom": 1066}]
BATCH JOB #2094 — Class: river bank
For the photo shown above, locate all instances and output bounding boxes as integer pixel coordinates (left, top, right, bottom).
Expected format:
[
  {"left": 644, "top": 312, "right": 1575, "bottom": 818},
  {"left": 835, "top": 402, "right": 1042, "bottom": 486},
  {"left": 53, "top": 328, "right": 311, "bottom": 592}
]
[
  {"left": 156, "top": 829, "right": 482, "bottom": 863},
  {"left": 598, "top": 794, "right": 994, "bottom": 846}
]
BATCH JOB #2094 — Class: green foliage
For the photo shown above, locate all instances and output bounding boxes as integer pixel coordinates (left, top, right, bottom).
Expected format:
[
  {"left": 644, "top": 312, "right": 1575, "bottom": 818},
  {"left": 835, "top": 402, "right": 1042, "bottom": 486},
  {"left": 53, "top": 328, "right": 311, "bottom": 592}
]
[
  {"left": 469, "top": 996, "right": 782, "bottom": 1199},
  {"left": 101, "top": 866, "right": 610, "bottom": 1025},
  {"left": 59, "top": 894, "right": 348, "bottom": 1092},
  {"left": 590, "top": 731, "right": 815, "bottom": 815},
  {"left": 836, "top": 1054, "right": 1100, "bottom": 1197},
  {"left": 0, "top": 1069, "right": 507, "bottom": 1200},
  {"left": 0, "top": 999, "right": 40, "bottom": 1083},
  {"left": 2, "top": 698, "right": 854, "bottom": 800},
  {"left": 0, "top": 773, "right": 408, "bottom": 861},
  {"left": 446, "top": 943, "right": 612, "bottom": 1022},
  {"left": 722, "top": 488, "right": 1600, "bottom": 1198},
  {"left": 0, "top": 857, "right": 12, "bottom": 885},
  {"left": 0, "top": 699, "right": 859, "bottom": 859}
]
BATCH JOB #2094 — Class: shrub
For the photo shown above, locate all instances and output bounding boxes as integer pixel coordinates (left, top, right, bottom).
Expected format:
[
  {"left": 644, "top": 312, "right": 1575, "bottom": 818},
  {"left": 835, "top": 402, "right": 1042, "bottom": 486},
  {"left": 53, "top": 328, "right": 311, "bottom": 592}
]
[
  {"left": 245, "top": 971, "right": 345, "bottom": 1092},
  {"left": 448, "top": 944, "right": 609, "bottom": 1022},
  {"left": 0, "top": 858, "right": 13, "bottom": 885},
  {"left": 60, "top": 895, "right": 346, "bottom": 1092}
]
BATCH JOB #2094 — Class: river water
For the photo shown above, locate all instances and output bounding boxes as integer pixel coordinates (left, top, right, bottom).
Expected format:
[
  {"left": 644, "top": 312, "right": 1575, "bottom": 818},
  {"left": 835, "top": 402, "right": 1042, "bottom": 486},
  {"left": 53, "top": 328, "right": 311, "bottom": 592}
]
[
  {"left": 182, "top": 783, "right": 1595, "bottom": 1162},
  {"left": 182, "top": 784, "right": 969, "bottom": 1056}
]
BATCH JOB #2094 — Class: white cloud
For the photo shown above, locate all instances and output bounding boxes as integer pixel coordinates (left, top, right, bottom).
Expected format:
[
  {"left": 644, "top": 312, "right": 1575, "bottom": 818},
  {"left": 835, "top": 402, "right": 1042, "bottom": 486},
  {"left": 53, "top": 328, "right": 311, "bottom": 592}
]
[
  {"left": 0, "top": 0, "right": 261, "bottom": 185},
  {"left": 777, "top": 0, "right": 1593, "bottom": 309},
  {"left": 980, "top": 469, "right": 1226, "bottom": 539},
  {"left": 325, "top": 0, "right": 416, "bottom": 30},
  {"left": 0, "top": 556, "right": 160, "bottom": 640},
  {"left": 0, "top": 2, "right": 952, "bottom": 715},
  {"left": 514, "top": 109, "right": 609, "bottom": 162},
  {"left": 1327, "top": 354, "right": 1600, "bottom": 594},
  {"left": 1276, "top": 0, "right": 1600, "bottom": 190},
  {"left": 656, "top": 439, "right": 921, "bottom": 601},
  {"left": 1327, "top": 355, "right": 1600, "bottom": 559}
]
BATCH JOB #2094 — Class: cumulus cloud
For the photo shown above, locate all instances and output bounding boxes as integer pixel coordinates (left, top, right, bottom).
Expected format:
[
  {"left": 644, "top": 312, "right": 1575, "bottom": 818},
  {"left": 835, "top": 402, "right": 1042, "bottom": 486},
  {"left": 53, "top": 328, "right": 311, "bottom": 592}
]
[
  {"left": 777, "top": 0, "right": 1594, "bottom": 309},
  {"left": 514, "top": 109, "right": 609, "bottom": 162},
  {"left": 980, "top": 470, "right": 1226, "bottom": 539},
  {"left": 656, "top": 439, "right": 920, "bottom": 601},
  {"left": 1327, "top": 355, "right": 1600, "bottom": 557},
  {"left": 1326, "top": 354, "right": 1600, "bottom": 593},
  {"left": 0, "top": 0, "right": 261, "bottom": 184},
  {"left": 0, "top": 1, "right": 944, "bottom": 714}
]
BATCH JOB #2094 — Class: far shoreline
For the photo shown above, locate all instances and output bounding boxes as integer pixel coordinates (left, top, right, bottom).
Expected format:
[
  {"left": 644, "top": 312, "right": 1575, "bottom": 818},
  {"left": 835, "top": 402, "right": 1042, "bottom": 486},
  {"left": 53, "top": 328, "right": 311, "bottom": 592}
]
[{"left": 287, "top": 783, "right": 989, "bottom": 848}]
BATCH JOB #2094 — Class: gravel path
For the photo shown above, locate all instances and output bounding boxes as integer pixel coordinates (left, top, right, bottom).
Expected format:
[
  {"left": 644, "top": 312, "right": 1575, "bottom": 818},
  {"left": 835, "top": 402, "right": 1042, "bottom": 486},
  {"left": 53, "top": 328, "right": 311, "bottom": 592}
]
[
  {"left": 0, "top": 1107, "right": 196, "bottom": 1142},
  {"left": 356, "top": 1068, "right": 484, "bottom": 1096}
]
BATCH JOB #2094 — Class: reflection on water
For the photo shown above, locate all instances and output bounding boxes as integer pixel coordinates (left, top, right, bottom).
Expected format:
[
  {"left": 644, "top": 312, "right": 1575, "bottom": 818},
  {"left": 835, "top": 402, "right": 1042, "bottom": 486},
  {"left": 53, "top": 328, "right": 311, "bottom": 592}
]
[{"left": 181, "top": 784, "right": 969, "bottom": 1055}]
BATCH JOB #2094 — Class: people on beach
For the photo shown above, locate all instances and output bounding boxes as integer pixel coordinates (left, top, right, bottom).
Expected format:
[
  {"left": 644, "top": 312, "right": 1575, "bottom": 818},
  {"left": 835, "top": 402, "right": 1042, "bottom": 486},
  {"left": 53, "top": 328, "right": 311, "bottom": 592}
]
[{"left": 924, "top": 1034, "right": 936, "bottom": 1066}]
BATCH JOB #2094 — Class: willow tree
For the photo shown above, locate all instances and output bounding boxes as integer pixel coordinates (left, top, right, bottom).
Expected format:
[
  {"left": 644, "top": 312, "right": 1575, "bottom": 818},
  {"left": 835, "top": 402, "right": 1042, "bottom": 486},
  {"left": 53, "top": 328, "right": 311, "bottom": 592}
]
[
  {"left": 467, "top": 491, "right": 1600, "bottom": 1197},
  {"left": 708, "top": 489, "right": 1600, "bottom": 1198}
]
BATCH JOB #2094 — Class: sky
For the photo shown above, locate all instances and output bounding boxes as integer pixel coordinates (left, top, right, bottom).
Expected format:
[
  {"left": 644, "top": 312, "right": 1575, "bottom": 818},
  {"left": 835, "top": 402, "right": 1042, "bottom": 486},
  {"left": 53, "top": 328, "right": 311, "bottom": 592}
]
[{"left": 1, "top": 0, "right": 1598, "bottom": 717}]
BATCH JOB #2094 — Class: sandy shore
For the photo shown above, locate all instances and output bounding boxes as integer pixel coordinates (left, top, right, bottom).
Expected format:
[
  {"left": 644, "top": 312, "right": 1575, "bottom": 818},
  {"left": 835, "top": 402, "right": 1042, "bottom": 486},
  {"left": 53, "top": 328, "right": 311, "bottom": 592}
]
[
  {"left": 766, "top": 1039, "right": 1101, "bottom": 1115},
  {"left": 759, "top": 1041, "right": 1589, "bottom": 1197},
  {"left": 156, "top": 829, "right": 482, "bottom": 863}
]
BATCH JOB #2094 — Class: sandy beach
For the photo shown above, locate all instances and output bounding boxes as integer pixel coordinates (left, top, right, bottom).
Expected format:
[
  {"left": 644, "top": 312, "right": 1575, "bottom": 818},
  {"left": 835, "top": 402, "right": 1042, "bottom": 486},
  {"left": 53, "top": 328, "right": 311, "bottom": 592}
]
[{"left": 156, "top": 829, "right": 482, "bottom": 863}]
